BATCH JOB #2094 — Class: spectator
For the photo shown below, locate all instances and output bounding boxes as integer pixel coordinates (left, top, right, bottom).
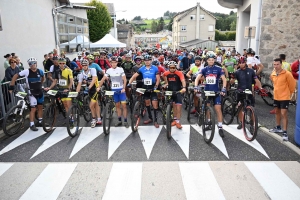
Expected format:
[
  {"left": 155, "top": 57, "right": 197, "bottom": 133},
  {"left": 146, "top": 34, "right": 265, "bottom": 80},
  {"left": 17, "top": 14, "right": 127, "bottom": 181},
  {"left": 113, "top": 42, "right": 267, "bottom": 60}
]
[
  {"left": 53, "top": 49, "right": 58, "bottom": 57},
  {"left": 279, "top": 54, "right": 291, "bottom": 72},
  {"left": 4, "top": 54, "right": 11, "bottom": 69},
  {"left": 14, "top": 56, "right": 24, "bottom": 71},
  {"left": 11, "top": 53, "right": 15, "bottom": 57},
  {"left": 60, "top": 52, "right": 71, "bottom": 67},
  {"left": 44, "top": 52, "right": 54, "bottom": 72},
  {"left": 5, "top": 58, "right": 20, "bottom": 82},
  {"left": 290, "top": 56, "right": 299, "bottom": 105},
  {"left": 43, "top": 54, "right": 48, "bottom": 67},
  {"left": 178, "top": 52, "right": 194, "bottom": 70}
]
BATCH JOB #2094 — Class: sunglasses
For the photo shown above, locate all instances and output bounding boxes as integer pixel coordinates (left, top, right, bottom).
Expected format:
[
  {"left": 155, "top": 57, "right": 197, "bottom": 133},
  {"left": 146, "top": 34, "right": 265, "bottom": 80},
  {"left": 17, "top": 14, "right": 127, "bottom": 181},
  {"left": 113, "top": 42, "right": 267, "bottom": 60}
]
[
  {"left": 10, "top": 62, "right": 17, "bottom": 64},
  {"left": 28, "top": 62, "right": 37, "bottom": 66},
  {"left": 59, "top": 63, "right": 65, "bottom": 65},
  {"left": 135, "top": 59, "right": 141, "bottom": 62},
  {"left": 169, "top": 67, "right": 176, "bottom": 69}
]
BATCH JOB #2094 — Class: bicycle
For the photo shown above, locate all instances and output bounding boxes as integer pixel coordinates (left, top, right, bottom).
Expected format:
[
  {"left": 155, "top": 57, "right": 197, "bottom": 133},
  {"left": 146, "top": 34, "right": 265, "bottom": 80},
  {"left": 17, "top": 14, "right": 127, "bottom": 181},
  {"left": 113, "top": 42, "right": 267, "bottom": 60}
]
[
  {"left": 131, "top": 88, "right": 148, "bottom": 133},
  {"left": 222, "top": 89, "right": 258, "bottom": 141},
  {"left": 102, "top": 90, "right": 116, "bottom": 135}
]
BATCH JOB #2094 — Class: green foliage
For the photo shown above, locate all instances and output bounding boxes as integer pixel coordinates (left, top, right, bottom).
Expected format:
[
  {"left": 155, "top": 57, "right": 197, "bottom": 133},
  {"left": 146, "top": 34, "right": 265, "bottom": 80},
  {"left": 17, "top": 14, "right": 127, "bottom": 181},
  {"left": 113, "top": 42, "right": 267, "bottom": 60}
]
[
  {"left": 168, "top": 18, "right": 173, "bottom": 31},
  {"left": 230, "top": 21, "right": 236, "bottom": 31},
  {"left": 213, "top": 12, "right": 237, "bottom": 31},
  {"left": 133, "top": 16, "right": 142, "bottom": 20},
  {"left": 85, "top": 0, "right": 112, "bottom": 42},
  {"left": 157, "top": 17, "right": 165, "bottom": 32},
  {"left": 151, "top": 20, "right": 158, "bottom": 33},
  {"left": 215, "top": 30, "right": 236, "bottom": 41}
]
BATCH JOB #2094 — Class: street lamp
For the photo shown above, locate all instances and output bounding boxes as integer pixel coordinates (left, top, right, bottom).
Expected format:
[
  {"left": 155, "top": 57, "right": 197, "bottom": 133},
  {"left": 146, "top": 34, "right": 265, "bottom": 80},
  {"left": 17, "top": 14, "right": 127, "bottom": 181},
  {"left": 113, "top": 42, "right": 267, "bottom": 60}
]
[{"left": 113, "top": 10, "right": 126, "bottom": 40}]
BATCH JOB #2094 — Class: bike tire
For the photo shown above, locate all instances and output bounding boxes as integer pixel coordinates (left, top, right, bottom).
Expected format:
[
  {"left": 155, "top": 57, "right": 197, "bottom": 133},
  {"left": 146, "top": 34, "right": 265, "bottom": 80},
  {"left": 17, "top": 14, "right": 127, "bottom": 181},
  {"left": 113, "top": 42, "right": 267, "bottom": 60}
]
[
  {"left": 3, "top": 104, "right": 25, "bottom": 136},
  {"left": 202, "top": 106, "right": 215, "bottom": 144},
  {"left": 83, "top": 95, "right": 92, "bottom": 122},
  {"left": 242, "top": 106, "right": 258, "bottom": 141},
  {"left": 222, "top": 96, "right": 234, "bottom": 125},
  {"left": 103, "top": 102, "right": 113, "bottom": 135},
  {"left": 166, "top": 104, "right": 172, "bottom": 139},
  {"left": 183, "top": 91, "right": 189, "bottom": 110},
  {"left": 131, "top": 101, "right": 141, "bottom": 132},
  {"left": 187, "top": 92, "right": 193, "bottom": 121},
  {"left": 66, "top": 105, "right": 80, "bottom": 137},
  {"left": 42, "top": 103, "right": 56, "bottom": 133},
  {"left": 261, "top": 84, "right": 274, "bottom": 106},
  {"left": 197, "top": 99, "right": 203, "bottom": 126}
]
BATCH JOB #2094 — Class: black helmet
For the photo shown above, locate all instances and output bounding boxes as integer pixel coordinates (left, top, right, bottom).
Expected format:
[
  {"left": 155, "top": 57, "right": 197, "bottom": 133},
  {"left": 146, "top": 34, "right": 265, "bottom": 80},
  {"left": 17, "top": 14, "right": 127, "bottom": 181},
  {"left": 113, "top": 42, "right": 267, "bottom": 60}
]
[
  {"left": 117, "top": 56, "right": 122, "bottom": 62},
  {"left": 152, "top": 60, "right": 159, "bottom": 66},
  {"left": 194, "top": 56, "right": 202, "bottom": 61},
  {"left": 111, "top": 56, "right": 118, "bottom": 61},
  {"left": 246, "top": 48, "right": 254, "bottom": 54}
]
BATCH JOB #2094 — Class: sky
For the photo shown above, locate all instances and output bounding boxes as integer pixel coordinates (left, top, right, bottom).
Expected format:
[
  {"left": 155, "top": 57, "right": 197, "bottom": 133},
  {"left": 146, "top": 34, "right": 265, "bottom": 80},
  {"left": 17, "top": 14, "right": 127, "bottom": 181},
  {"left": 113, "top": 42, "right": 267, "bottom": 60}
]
[{"left": 70, "top": 0, "right": 235, "bottom": 20}]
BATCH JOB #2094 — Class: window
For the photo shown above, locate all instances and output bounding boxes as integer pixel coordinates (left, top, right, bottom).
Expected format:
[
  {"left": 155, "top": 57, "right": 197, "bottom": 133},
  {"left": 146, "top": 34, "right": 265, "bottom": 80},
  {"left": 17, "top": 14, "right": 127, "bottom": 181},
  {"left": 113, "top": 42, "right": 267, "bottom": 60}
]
[
  {"left": 181, "top": 25, "right": 187, "bottom": 31},
  {"left": 200, "top": 15, "right": 205, "bottom": 20},
  {"left": 180, "top": 36, "right": 187, "bottom": 42},
  {"left": 190, "top": 15, "right": 196, "bottom": 20},
  {"left": 208, "top": 25, "right": 214, "bottom": 32}
]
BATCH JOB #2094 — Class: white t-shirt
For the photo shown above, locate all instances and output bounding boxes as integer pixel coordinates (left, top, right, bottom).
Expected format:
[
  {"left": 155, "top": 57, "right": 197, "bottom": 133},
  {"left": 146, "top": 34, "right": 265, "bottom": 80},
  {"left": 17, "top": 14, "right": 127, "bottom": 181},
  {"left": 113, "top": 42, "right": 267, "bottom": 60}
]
[
  {"left": 247, "top": 56, "right": 261, "bottom": 66},
  {"left": 77, "top": 68, "right": 97, "bottom": 83},
  {"left": 216, "top": 56, "right": 222, "bottom": 63},
  {"left": 105, "top": 67, "right": 125, "bottom": 90}
]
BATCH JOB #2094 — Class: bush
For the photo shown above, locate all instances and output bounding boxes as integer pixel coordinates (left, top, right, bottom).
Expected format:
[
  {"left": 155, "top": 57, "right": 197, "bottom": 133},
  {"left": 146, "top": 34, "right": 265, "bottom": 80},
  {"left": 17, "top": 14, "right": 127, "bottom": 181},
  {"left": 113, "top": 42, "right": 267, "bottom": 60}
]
[{"left": 215, "top": 30, "right": 236, "bottom": 41}]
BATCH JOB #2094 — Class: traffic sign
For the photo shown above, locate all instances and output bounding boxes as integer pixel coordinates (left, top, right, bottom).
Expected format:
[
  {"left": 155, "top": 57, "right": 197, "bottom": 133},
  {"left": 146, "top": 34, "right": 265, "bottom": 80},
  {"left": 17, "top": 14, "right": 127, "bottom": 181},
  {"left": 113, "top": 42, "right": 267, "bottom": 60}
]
[{"left": 244, "top": 26, "right": 256, "bottom": 39}]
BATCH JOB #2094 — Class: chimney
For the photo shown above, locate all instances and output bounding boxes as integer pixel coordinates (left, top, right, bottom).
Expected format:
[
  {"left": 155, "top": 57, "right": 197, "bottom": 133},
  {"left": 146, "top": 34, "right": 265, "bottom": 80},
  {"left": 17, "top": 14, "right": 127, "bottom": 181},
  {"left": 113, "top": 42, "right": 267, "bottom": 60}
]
[{"left": 196, "top": 2, "right": 200, "bottom": 39}]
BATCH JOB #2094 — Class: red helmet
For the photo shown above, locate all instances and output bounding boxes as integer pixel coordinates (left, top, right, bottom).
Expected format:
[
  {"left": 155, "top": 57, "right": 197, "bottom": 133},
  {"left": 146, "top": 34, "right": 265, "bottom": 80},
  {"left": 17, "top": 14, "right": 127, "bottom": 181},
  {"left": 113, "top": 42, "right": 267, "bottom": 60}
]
[{"left": 239, "top": 56, "right": 247, "bottom": 64}]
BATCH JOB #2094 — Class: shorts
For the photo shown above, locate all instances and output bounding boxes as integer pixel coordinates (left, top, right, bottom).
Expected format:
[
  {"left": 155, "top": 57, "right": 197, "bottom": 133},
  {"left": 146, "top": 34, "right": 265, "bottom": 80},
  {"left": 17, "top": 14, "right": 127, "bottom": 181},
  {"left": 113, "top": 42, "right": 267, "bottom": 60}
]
[
  {"left": 202, "top": 93, "right": 221, "bottom": 105},
  {"left": 112, "top": 89, "right": 126, "bottom": 103},
  {"left": 236, "top": 93, "right": 255, "bottom": 107},
  {"left": 89, "top": 90, "right": 98, "bottom": 102},
  {"left": 29, "top": 94, "right": 44, "bottom": 108},
  {"left": 144, "top": 91, "right": 158, "bottom": 101},
  {"left": 273, "top": 100, "right": 289, "bottom": 109},
  {"left": 171, "top": 93, "right": 183, "bottom": 104}
]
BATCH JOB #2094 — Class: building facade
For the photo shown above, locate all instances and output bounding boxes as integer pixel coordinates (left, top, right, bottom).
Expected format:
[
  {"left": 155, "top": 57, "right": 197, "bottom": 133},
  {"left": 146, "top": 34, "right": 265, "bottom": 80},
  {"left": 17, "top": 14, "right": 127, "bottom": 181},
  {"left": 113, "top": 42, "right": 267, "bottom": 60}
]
[
  {"left": 172, "top": 2, "right": 216, "bottom": 50},
  {"left": 0, "top": 0, "right": 93, "bottom": 75},
  {"left": 117, "top": 24, "right": 133, "bottom": 48},
  {"left": 134, "top": 32, "right": 172, "bottom": 49},
  {"left": 218, "top": 0, "right": 300, "bottom": 70}
]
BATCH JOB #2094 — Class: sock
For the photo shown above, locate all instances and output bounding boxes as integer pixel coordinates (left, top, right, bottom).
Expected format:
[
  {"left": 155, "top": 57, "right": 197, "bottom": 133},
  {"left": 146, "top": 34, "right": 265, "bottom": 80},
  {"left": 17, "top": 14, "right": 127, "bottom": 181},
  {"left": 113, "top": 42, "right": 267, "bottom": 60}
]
[
  {"left": 176, "top": 119, "right": 179, "bottom": 123},
  {"left": 124, "top": 118, "right": 127, "bottom": 122},
  {"left": 174, "top": 117, "right": 177, "bottom": 120},
  {"left": 218, "top": 122, "right": 222, "bottom": 128},
  {"left": 38, "top": 118, "right": 42, "bottom": 123},
  {"left": 118, "top": 117, "right": 122, "bottom": 122},
  {"left": 276, "top": 125, "right": 281, "bottom": 129},
  {"left": 30, "top": 121, "right": 34, "bottom": 126},
  {"left": 146, "top": 106, "right": 152, "bottom": 119},
  {"left": 154, "top": 109, "right": 158, "bottom": 122},
  {"left": 98, "top": 118, "right": 101, "bottom": 122},
  {"left": 208, "top": 119, "right": 211, "bottom": 122}
]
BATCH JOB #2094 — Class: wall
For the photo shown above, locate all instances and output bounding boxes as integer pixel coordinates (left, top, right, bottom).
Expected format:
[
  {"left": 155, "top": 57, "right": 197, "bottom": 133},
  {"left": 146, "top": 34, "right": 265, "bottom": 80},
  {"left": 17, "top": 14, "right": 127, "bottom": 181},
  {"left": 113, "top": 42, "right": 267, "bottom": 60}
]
[
  {"left": 0, "top": 0, "right": 56, "bottom": 76},
  {"left": 260, "top": 0, "right": 300, "bottom": 70},
  {"left": 63, "top": 8, "right": 87, "bottom": 19}
]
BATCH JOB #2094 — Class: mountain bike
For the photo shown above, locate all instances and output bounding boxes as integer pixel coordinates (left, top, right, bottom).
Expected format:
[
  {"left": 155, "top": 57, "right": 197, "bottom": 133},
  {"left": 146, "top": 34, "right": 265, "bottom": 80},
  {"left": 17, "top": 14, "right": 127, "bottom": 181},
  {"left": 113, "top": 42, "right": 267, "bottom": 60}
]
[
  {"left": 222, "top": 89, "right": 258, "bottom": 141},
  {"left": 131, "top": 88, "right": 148, "bottom": 132},
  {"left": 102, "top": 90, "right": 116, "bottom": 135}
]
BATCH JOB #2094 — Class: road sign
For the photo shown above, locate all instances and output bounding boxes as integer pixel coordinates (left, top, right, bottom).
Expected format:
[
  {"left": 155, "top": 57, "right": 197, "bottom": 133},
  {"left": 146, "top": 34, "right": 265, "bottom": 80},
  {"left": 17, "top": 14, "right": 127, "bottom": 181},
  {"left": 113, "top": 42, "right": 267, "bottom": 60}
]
[{"left": 244, "top": 26, "right": 256, "bottom": 39}]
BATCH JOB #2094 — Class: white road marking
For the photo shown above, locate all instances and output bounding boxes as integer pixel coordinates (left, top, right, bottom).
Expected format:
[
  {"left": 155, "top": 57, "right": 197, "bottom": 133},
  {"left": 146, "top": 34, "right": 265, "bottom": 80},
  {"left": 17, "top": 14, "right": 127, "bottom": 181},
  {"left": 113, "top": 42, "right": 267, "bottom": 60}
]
[
  {"left": 108, "top": 127, "right": 132, "bottom": 159},
  {"left": 138, "top": 126, "right": 162, "bottom": 159},
  {"left": 0, "top": 163, "right": 14, "bottom": 176},
  {"left": 171, "top": 125, "right": 190, "bottom": 159}
]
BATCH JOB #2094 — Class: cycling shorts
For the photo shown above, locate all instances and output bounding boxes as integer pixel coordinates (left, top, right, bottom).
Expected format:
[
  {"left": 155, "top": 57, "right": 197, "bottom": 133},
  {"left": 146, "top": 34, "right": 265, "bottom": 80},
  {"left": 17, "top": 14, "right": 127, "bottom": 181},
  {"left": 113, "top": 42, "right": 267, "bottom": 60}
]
[
  {"left": 144, "top": 91, "right": 158, "bottom": 101},
  {"left": 112, "top": 89, "right": 126, "bottom": 103},
  {"left": 29, "top": 94, "right": 44, "bottom": 108},
  {"left": 236, "top": 93, "right": 255, "bottom": 107},
  {"left": 202, "top": 93, "right": 221, "bottom": 105},
  {"left": 89, "top": 90, "right": 98, "bottom": 102},
  {"left": 273, "top": 100, "right": 289, "bottom": 109},
  {"left": 171, "top": 93, "right": 183, "bottom": 105}
]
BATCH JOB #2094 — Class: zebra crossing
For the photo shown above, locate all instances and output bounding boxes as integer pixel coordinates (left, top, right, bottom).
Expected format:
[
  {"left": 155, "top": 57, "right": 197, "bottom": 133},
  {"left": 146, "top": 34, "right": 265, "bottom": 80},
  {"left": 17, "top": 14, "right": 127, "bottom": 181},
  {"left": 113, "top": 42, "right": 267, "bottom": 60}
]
[
  {"left": 0, "top": 161, "right": 300, "bottom": 200},
  {"left": 0, "top": 124, "right": 299, "bottom": 162}
]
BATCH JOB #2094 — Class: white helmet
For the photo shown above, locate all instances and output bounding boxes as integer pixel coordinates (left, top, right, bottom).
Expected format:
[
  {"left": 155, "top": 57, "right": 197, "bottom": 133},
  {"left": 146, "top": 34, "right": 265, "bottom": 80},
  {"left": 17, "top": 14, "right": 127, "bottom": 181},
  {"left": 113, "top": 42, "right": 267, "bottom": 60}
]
[
  {"left": 226, "top": 51, "right": 231, "bottom": 56},
  {"left": 27, "top": 57, "right": 37, "bottom": 64},
  {"left": 77, "top": 52, "right": 82, "bottom": 56}
]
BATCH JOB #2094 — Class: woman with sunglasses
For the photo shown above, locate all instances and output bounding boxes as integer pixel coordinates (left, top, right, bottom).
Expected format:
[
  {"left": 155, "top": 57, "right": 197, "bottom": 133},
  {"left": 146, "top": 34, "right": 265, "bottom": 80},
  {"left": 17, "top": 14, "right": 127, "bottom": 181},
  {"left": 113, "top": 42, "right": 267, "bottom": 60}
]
[{"left": 5, "top": 58, "right": 20, "bottom": 82}]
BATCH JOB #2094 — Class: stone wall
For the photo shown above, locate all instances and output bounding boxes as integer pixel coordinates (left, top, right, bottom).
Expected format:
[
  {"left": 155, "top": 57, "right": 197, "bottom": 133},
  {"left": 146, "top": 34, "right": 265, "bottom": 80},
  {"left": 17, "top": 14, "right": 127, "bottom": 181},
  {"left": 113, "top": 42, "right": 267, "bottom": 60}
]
[{"left": 260, "top": 0, "right": 300, "bottom": 72}]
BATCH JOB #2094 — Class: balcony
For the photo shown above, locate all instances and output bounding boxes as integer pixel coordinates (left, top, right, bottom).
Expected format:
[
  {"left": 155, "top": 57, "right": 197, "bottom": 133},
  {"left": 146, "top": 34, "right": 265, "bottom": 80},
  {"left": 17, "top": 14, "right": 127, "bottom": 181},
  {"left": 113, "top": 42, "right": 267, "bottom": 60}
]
[{"left": 217, "top": 0, "right": 243, "bottom": 9}]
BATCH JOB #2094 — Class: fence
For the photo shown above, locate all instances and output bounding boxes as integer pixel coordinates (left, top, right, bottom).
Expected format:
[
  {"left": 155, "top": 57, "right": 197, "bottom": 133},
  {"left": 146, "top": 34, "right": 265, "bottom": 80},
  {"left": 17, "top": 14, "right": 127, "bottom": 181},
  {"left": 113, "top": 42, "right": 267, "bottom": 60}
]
[{"left": 0, "top": 72, "right": 51, "bottom": 120}]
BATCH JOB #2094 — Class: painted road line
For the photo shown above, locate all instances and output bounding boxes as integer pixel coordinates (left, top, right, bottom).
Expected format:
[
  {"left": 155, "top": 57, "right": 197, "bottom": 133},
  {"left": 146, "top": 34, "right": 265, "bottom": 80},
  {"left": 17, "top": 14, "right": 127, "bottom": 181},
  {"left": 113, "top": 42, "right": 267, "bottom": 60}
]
[
  {"left": 19, "top": 163, "right": 77, "bottom": 200},
  {"left": 245, "top": 162, "right": 300, "bottom": 200},
  {"left": 172, "top": 125, "right": 190, "bottom": 159},
  {"left": 138, "top": 126, "right": 161, "bottom": 159},
  {"left": 0, "top": 163, "right": 14, "bottom": 176},
  {"left": 69, "top": 127, "right": 102, "bottom": 159},
  {"left": 102, "top": 162, "right": 142, "bottom": 200},
  {"left": 108, "top": 127, "right": 132, "bottom": 159}
]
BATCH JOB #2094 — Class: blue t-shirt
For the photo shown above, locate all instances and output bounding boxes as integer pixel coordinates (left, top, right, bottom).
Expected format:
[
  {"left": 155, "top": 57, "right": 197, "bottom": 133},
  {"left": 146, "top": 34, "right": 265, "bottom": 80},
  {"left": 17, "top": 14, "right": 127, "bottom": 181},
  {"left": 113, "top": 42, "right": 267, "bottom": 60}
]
[
  {"left": 200, "top": 65, "right": 224, "bottom": 92},
  {"left": 138, "top": 65, "right": 159, "bottom": 88},
  {"left": 89, "top": 63, "right": 102, "bottom": 73}
]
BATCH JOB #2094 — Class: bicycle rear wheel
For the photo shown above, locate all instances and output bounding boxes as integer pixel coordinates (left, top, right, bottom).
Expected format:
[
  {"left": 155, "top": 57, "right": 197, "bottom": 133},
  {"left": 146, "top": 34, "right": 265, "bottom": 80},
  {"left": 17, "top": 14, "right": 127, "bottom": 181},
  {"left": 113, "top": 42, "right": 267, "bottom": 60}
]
[
  {"left": 42, "top": 103, "right": 56, "bottom": 133},
  {"left": 166, "top": 105, "right": 172, "bottom": 139},
  {"left": 131, "top": 101, "right": 141, "bottom": 132},
  {"left": 3, "top": 104, "right": 25, "bottom": 136},
  {"left": 242, "top": 106, "right": 258, "bottom": 141},
  {"left": 261, "top": 84, "right": 274, "bottom": 106},
  {"left": 202, "top": 106, "right": 215, "bottom": 144},
  {"left": 103, "top": 102, "right": 113, "bottom": 135},
  {"left": 187, "top": 92, "right": 193, "bottom": 121},
  {"left": 66, "top": 105, "right": 80, "bottom": 137},
  {"left": 222, "top": 97, "right": 234, "bottom": 125},
  {"left": 83, "top": 95, "right": 92, "bottom": 122}
]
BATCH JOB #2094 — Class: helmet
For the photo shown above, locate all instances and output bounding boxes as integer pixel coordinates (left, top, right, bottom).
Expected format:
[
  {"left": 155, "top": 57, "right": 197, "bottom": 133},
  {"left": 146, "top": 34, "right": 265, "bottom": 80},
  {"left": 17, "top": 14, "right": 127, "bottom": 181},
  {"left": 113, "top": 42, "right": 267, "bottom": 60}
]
[
  {"left": 125, "top": 54, "right": 131, "bottom": 58},
  {"left": 152, "top": 60, "right": 159, "bottom": 66},
  {"left": 143, "top": 55, "right": 151, "bottom": 61},
  {"left": 194, "top": 56, "right": 202, "bottom": 61},
  {"left": 77, "top": 52, "right": 82, "bottom": 56},
  {"left": 58, "top": 57, "right": 66, "bottom": 63},
  {"left": 87, "top": 55, "right": 94, "bottom": 60},
  {"left": 153, "top": 50, "right": 159, "bottom": 54},
  {"left": 117, "top": 56, "right": 122, "bottom": 62},
  {"left": 226, "top": 51, "right": 231, "bottom": 56},
  {"left": 239, "top": 56, "right": 247, "bottom": 64},
  {"left": 206, "top": 51, "right": 216, "bottom": 59},
  {"left": 81, "top": 59, "right": 89, "bottom": 65},
  {"left": 163, "top": 61, "right": 169, "bottom": 66},
  {"left": 53, "top": 56, "right": 59, "bottom": 60},
  {"left": 134, "top": 56, "right": 143, "bottom": 61},
  {"left": 188, "top": 52, "right": 194, "bottom": 57},
  {"left": 93, "top": 51, "right": 100, "bottom": 56},
  {"left": 100, "top": 50, "right": 107, "bottom": 55},
  {"left": 168, "top": 61, "right": 177, "bottom": 67},
  {"left": 246, "top": 48, "right": 254, "bottom": 54},
  {"left": 27, "top": 57, "right": 37, "bottom": 64},
  {"left": 111, "top": 56, "right": 118, "bottom": 62}
]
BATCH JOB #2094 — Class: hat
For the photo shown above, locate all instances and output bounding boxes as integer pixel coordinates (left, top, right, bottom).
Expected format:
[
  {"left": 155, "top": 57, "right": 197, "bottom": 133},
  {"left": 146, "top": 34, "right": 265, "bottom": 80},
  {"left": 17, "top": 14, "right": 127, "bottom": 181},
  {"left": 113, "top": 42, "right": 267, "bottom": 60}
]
[{"left": 53, "top": 56, "right": 59, "bottom": 60}]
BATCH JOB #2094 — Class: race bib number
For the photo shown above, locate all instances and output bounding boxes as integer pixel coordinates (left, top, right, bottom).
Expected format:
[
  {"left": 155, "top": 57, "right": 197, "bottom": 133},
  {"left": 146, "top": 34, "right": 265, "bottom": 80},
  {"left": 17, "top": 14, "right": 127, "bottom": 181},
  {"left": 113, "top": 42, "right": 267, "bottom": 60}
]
[
  {"left": 144, "top": 78, "right": 152, "bottom": 85},
  {"left": 59, "top": 79, "right": 67, "bottom": 86},
  {"left": 206, "top": 75, "right": 216, "bottom": 85},
  {"left": 112, "top": 82, "right": 120, "bottom": 88}
]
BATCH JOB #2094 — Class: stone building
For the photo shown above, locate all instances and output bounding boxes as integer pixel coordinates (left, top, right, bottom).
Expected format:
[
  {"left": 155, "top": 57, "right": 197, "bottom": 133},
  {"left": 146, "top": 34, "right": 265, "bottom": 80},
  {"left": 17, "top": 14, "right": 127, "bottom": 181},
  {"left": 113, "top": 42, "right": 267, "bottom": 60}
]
[
  {"left": 117, "top": 24, "right": 134, "bottom": 48},
  {"left": 218, "top": 0, "right": 300, "bottom": 70}
]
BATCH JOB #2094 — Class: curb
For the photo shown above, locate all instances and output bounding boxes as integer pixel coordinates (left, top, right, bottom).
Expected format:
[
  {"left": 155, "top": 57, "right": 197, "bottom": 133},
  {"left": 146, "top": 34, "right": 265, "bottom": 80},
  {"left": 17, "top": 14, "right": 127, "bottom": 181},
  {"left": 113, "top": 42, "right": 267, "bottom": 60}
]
[{"left": 258, "top": 124, "right": 300, "bottom": 156}]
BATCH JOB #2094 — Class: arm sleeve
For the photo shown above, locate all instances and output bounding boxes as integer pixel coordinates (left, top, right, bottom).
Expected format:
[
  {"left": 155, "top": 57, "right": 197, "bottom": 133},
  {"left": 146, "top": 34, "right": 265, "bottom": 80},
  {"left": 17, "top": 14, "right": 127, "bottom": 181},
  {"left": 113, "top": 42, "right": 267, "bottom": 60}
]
[
  {"left": 120, "top": 68, "right": 125, "bottom": 77},
  {"left": 287, "top": 72, "right": 296, "bottom": 94},
  {"left": 95, "top": 64, "right": 102, "bottom": 73},
  {"left": 68, "top": 69, "right": 73, "bottom": 79},
  {"left": 39, "top": 69, "right": 44, "bottom": 77},
  {"left": 177, "top": 71, "right": 185, "bottom": 81},
  {"left": 18, "top": 69, "right": 28, "bottom": 77},
  {"left": 91, "top": 68, "right": 97, "bottom": 77},
  {"left": 50, "top": 65, "right": 54, "bottom": 72},
  {"left": 77, "top": 74, "right": 83, "bottom": 83}
]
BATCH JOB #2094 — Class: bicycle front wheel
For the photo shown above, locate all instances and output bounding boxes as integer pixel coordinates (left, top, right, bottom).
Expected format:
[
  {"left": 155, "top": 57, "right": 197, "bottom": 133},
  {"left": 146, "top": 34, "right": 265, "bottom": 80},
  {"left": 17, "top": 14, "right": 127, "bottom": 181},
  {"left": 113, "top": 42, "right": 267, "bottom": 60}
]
[
  {"left": 202, "top": 106, "right": 215, "bottom": 144},
  {"left": 43, "top": 103, "right": 56, "bottom": 133},
  {"left": 222, "top": 97, "right": 234, "bottom": 125},
  {"left": 83, "top": 95, "right": 92, "bottom": 122},
  {"left": 261, "top": 84, "right": 274, "bottom": 106},
  {"left": 187, "top": 92, "right": 194, "bottom": 121},
  {"left": 166, "top": 104, "right": 172, "bottom": 139},
  {"left": 66, "top": 105, "right": 80, "bottom": 137},
  {"left": 103, "top": 102, "right": 113, "bottom": 135},
  {"left": 242, "top": 106, "right": 258, "bottom": 141},
  {"left": 3, "top": 104, "right": 25, "bottom": 136},
  {"left": 131, "top": 101, "right": 141, "bottom": 132}
]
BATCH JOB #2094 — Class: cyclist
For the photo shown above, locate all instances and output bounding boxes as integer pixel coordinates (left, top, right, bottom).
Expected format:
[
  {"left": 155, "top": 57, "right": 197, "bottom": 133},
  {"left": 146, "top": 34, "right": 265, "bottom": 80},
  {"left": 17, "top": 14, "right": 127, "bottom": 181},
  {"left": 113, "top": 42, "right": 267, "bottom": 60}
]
[
  {"left": 162, "top": 61, "right": 186, "bottom": 129},
  {"left": 230, "top": 56, "right": 264, "bottom": 129},
  {"left": 47, "top": 56, "right": 59, "bottom": 83},
  {"left": 86, "top": 55, "right": 104, "bottom": 80},
  {"left": 96, "top": 50, "right": 111, "bottom": 72},
  {"left": 99, "top": 56, "right": 129, "bottom": 128},
  {"left": 223, "top": 51, "right": 237, "bottom": 90},
  {"left": 46, "top": 57, "right": 74, "bottom": 118},
  {"left": 246, "top": 48, "right": 264, "bottom": 76},
  {"left": 121, "top": 54, "right": 135, "bottom": 99},
  {"left": 9, "top": 57, "right": 45, "bottom": 131},
  {"left": 186, "top": 56, "right": 204, "bottom": 114},
  {"left": 128, "top": 55, "right": 160, "bottom": 128},
  {"left": 132, "top": 56, "right": 144, "bottom": 88},
  {"left": 194, "top": 53, "right": 227, "bottom": 137}
]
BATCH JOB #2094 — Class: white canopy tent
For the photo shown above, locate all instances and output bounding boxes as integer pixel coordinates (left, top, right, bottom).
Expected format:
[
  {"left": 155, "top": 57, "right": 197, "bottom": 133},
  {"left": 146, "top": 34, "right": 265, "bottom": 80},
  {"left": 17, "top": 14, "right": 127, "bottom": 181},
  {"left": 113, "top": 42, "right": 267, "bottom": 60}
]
[
  {"left": 90, "top": 34, "right": 126, "bottom": 48},
  {"left": 59, "top": 35, "right": 90, "bottom": 49}
]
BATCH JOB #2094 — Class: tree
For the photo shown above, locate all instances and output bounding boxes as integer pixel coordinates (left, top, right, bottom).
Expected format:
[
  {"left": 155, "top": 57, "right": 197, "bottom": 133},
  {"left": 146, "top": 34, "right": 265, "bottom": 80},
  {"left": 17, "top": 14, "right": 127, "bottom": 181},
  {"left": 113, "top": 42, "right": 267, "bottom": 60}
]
[
  {"left": 230, "top": 11, "right": 234, "bottom": 15},
  {"left": 157, "top": 17, "right": 165, "bottom": 32},
  {"left": 168, "top": 18, "right": 173, "bottom": 31},
  {"left": 133, "top": 16, "right": 142, "bottom": 20},
  {"left": 164, "top": 11, "right": 170, "bottom": 16},
  {"left": 151, "top": 20, "right": 158, "bottom": 33},
  {"left": 85, "top": 0, "right": 112, "bottom": 42},
  {"left": 230, "top": 21, "right": 236, "bottom": 31}
]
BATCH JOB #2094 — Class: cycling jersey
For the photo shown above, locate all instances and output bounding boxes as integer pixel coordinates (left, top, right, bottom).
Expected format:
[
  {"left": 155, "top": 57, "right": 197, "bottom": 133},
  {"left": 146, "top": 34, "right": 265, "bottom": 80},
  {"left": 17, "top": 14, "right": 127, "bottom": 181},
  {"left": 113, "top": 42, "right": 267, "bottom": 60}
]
[
  {"left": 89, "top": 63, "right": 102, "bottom": 73},
  {"left": 78, "top": 68, "right": 99, "bottom": 90},
  {"left": 190, "top": 65, "right": 204, "bottom": 75},
  {"left": 138, "top": 65, "right": 159, "bottom": 89},
  {"left": 223, "top": 58, "right": 237, "bottom": 73},
  {"left": 19, "top": 68, "right": 44, "bottom": 97},
  {"left": 105, "top": 67, "right": 125, "bottom": 90},
  {"left": 97, "top": 59, "right": 111, "bottom": 71},
  {"left": 53, "top": 67, "right": 73, "bottom": 89},
  {"left": 247, "top": 56, "right": 260, "bottom": 72},
  {"left": 163, "top": 70, "right": 184, "bottom": 91},
  {"left": 158, "top": 65, "right": 166, "bottom": 76},
  {"left": 282, "top": 61, "right": 291, "bottom": 72},
  {"left": 233, "top": 68, "right": 257, "bottom": 91},
  {"left": 121, "top": 61, "right": 134, "bottom": 79},
  {"left": 200, "top": 66, "right": 224, "bottom": 92},
  {"left": 133, "top": 65, "right": 143, "bottom": 88}
]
